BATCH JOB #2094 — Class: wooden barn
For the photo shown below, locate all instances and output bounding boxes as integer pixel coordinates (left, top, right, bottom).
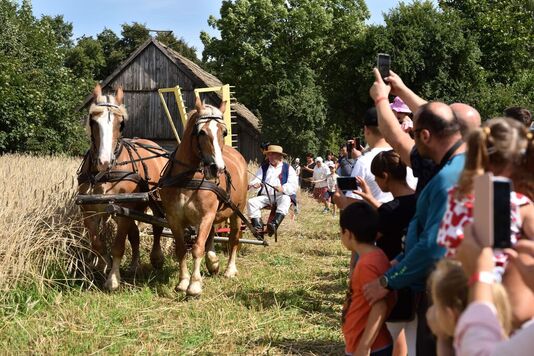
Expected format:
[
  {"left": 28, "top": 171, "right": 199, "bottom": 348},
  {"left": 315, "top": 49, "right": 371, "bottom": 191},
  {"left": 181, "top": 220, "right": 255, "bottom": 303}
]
[{"left": 80, "top": 38, "right": 262, "bottom": 162}]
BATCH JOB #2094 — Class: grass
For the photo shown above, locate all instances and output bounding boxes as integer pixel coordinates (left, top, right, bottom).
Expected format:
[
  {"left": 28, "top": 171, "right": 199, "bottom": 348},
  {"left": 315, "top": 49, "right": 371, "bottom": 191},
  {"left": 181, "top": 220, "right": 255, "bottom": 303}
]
[{"left": 0, "top": 154, "right": 349, "bottom": 354}]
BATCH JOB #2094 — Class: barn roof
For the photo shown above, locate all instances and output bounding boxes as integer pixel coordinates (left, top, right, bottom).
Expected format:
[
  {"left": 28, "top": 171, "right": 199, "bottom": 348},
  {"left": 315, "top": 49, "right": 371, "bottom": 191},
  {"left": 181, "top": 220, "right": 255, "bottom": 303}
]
[{"left": 80, "top": 38, "right": 259, "bottom": 130}]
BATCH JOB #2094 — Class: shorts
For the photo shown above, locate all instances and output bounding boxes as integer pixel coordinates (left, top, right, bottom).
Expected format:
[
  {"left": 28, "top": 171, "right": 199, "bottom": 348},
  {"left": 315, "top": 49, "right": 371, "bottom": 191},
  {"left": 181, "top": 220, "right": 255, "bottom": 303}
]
[
  {"left": 324, "top": 190, "right": 335, "bottom": 201},
  {"left": 313, "top": 187, "right": 328, "bottom": 201}
]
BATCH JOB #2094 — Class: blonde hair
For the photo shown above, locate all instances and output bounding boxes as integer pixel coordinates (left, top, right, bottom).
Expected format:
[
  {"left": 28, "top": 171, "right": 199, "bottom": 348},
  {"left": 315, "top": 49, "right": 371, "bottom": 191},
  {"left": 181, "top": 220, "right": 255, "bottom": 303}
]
[
  {"left": 430, "top": 259, "right": 512, "bottom": 336},
  {"left": 456, "top": 117, "right": 531, "bottom": 199}
]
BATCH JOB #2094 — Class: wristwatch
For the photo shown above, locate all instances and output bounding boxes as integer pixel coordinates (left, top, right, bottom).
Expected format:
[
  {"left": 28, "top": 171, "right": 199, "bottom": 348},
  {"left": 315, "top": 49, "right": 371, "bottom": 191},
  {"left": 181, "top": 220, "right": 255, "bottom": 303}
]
[{"left": 379, "top": 275, "right": 389, "bottom": 290}]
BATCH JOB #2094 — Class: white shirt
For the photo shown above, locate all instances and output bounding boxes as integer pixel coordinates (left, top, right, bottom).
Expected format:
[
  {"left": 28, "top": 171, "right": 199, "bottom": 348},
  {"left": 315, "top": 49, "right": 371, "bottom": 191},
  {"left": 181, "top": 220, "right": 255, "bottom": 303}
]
[
  {"left": 346, "top": 146, "right": 393, "bottom": 203},
  {"left": 327, "top": 173, "right": 338, "bottom": 192},
  {"left": 312, "top": 164, "right": 330, "bottom": 188},
  {"left": 249, "top": 162, "right": 298, "bottom": 197}
]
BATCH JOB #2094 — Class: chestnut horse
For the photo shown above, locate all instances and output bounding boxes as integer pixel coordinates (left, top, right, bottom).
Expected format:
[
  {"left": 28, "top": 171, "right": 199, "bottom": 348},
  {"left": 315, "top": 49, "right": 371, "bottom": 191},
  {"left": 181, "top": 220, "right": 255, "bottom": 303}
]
[
  {"left": 159, "top": 98, "right": 248, "bottom": 297},
  {"left": 78, "top": 84, "right": 169, "bottom": 291}
]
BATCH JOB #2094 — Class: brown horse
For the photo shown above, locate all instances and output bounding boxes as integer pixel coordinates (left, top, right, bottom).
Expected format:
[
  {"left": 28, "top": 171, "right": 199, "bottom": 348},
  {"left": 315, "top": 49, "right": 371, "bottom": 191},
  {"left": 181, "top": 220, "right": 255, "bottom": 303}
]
[
  {"left": 78, "top": 84, "right": 169, "bottom": 291},
  {"left": 159, "top": 98, "right": 248, "bottom": 296}
]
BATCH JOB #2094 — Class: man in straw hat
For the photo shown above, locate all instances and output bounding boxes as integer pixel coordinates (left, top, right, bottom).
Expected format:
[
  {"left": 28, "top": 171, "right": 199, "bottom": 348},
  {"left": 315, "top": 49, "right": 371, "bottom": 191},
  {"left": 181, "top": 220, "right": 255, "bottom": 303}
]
[{"left": 248, "top": 144, "right": 298, "bottom": 236}]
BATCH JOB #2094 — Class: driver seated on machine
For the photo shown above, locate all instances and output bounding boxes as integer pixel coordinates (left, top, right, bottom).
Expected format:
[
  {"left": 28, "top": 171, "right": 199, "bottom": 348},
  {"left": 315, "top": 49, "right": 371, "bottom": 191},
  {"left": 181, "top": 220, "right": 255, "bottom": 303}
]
[{"left": 248, "top": 145, "right": 298, "bottom": 236}]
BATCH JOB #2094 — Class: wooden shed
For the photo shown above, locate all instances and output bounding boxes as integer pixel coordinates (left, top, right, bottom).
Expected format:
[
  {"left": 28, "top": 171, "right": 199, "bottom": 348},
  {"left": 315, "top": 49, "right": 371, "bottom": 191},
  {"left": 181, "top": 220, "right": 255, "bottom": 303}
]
[{"left": 80, "top": 38, "right": 262, "bottom": 162}]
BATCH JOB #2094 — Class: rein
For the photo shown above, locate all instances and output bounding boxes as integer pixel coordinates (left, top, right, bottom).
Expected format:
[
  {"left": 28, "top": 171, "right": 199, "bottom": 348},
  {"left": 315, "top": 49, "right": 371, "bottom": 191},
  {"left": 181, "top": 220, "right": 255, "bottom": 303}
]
[
  {"left": 77, "top": 138, "right": 169, "bottom": 189},
  {"left": 158, "top": 170, "right": 262, "bottom": 241},
  {"left": 157, "top": 111, "right": 262, "bottom": 240}
]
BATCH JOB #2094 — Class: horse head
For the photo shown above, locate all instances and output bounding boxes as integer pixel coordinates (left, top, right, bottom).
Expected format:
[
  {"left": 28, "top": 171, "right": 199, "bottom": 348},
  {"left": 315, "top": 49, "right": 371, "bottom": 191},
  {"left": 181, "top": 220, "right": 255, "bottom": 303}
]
[
  {"left": 87, "top": 84, "right": 128, "bottom": 172},
  {"left": 191, "top": 97, "right": 228, "bottom": 179}
]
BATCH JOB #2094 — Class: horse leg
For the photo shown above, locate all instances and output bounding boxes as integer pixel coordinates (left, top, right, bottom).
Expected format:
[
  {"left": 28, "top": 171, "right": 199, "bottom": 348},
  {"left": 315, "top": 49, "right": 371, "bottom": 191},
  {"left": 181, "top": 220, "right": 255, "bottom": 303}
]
[
  {"left": 165, "top": 217, "right": 190, "bottom": 292},
  {"left": 127, "top": 221, "right": 140, "bottom": 272},
  {"left": 224, "top": 215, "right": 241, "bottom": 278},
  {"left": 187, "top": 214, "right": 215, "bottom": 296},
  {"left": 83, "top": 213, "right": 108, "bottom": 272},
  {"left": 104, "top": 216, "right": 129, "bottom": 291},
  {"left": 205, "top": 226, "right": 220, "bottom": 275},
  {"left": 150, "top": 224, "right": 165, "bottom": 270}
]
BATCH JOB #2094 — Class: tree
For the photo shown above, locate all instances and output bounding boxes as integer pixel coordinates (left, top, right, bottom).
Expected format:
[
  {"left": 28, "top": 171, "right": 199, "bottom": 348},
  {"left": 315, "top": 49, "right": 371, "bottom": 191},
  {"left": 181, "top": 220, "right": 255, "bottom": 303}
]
[
  {"left": 65, "top": 36, "right": 106, "bottom": 79},
  {"left": 439, "top": 0, "right": 534, "bottom": 84},
  {"left": 155, "top": 32, "right": 199, "bottom": 64},
  {"left": 201, "top": 0, "right": 369, "bottom": 156},
  {"left": 0, "top": 0, "right": 88, "bottom": 154},
  {"left": 96, "top": 28, "right": 125, "bottom": 79},
  {"left": 39, "top": 15, "right": 73, "bottom": 49},
  {"left": 119, "top": 22, "right": 150, "bottom": 56}
]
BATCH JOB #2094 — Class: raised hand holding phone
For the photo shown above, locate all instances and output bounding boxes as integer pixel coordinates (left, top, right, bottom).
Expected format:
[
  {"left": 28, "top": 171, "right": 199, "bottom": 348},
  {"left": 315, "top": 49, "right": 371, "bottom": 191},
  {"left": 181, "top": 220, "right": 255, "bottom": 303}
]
[
  {"left": 473, "top": 173, "right": 512, "bottom": 249},
  {"left": 369, "top": 68, "right": 391, "bottom": 101},
  {"left": 377, "top": 53, "right": 391, "bottom": 81}
]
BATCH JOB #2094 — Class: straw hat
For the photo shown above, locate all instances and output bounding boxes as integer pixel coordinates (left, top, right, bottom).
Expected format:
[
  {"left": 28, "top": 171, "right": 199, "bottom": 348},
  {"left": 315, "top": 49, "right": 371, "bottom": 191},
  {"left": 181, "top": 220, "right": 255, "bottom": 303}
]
[{"left": 263, "top": 145, "right": 287, "bottom": 156}]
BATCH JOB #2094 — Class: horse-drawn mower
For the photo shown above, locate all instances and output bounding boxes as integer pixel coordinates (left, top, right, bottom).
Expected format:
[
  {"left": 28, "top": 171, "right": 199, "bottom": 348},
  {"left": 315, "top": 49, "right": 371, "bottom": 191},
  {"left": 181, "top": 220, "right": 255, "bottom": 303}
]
[{"left": 75, "top": 191, "right": 268, "bottom": 247}]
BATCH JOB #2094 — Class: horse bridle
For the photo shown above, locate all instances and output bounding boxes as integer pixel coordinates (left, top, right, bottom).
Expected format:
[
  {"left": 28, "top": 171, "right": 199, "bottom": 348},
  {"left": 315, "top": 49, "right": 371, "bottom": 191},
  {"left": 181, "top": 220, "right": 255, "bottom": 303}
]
[
  {"left": 89, "top": 96, "right": 125, "bottom": 179},
  {"left": 193, "top": 113, "right": 228, "bottom": 168}
]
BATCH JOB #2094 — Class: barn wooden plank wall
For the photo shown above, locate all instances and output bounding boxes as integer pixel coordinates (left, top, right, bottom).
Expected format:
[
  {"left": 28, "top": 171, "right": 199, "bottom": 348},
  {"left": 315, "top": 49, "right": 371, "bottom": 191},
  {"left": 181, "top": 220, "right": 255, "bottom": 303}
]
[{"left": 81, "top": 40, "right": 263, "bottom": 162}]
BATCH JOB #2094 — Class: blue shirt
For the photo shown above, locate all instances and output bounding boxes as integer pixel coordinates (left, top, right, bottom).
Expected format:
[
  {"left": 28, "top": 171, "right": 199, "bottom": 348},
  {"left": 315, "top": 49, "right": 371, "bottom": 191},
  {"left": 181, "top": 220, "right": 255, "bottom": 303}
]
[{"left": 385, "top": 153, "right": 466, "bottom": 291}]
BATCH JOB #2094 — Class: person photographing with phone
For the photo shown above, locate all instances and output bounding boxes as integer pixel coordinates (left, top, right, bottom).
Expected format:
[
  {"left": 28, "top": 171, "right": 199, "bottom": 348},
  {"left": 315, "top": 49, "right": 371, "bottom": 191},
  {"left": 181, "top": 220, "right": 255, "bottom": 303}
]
[
  {"left": 437, "top": 117, "right": 534, "bottom": 330},
  {"left": 364, "top": 66, "right": 467, "bottom": 356},
  {"left": 333, "top": 107, "right": 393, "bottom": 211}
]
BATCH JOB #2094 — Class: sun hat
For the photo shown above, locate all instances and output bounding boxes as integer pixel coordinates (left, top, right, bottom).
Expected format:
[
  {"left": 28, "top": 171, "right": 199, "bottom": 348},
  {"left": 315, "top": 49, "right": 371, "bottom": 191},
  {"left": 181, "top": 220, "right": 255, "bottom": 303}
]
[
  {"left": 363, "top": 107, "right": 378, "bottom": 127},
  {"left": 263, "top": 144, "right": 287, "bottom": 156},
  {"left": 315, "top": 157, "right": 323, "bottom": 163},
  {"left": 295, "top": 158, "right": 300, "bottom": 163},
  {"left": 390, "top": 96, "right": 412, "bottom": 114}
]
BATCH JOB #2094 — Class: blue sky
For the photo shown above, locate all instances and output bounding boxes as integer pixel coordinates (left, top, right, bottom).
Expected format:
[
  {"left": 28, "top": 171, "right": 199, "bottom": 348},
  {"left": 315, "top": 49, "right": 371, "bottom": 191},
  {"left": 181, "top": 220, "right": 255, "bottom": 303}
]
[{"left": 31, "top": 0, "right": 421, "bottom": 55}]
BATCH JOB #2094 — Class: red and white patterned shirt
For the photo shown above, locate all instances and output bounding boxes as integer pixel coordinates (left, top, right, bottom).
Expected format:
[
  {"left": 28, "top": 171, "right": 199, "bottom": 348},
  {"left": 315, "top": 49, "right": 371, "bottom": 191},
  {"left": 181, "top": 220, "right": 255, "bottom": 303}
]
[{"left": 437, "top": 185, "right": 531, "bottom": 267}]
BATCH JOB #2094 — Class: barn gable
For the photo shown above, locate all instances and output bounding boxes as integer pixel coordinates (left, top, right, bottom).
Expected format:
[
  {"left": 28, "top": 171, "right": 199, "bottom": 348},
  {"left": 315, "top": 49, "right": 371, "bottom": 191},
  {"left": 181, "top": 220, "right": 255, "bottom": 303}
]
[{"left": 80, "top": 38, "right": 262, "bottom": 162}]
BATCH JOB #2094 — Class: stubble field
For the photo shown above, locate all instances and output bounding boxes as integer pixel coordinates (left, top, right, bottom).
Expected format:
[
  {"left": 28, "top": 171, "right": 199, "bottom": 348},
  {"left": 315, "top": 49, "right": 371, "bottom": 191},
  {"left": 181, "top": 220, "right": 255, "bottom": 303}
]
[{"left": 0, "top": 154, "right": 347, "bottom": 354}]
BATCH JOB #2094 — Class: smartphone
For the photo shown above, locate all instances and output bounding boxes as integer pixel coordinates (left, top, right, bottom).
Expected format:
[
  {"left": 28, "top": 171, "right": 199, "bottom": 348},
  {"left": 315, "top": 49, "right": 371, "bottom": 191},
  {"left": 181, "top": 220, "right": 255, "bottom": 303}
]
[
  {"left": 337, "top": 176, "right": 359, "bottom": 191},
  {"left": 473, "top": 173, "right": 511, "bottom": 248},
  {"left": 377, "top": 53, "right": 391, "bottom": 81}
]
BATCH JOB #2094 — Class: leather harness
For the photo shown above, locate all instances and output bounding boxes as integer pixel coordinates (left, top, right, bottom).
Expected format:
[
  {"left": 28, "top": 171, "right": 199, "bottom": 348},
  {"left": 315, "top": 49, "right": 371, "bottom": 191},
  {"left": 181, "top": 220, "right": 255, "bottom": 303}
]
[{"left": 158, "top": 115, "right": 263, "bottom": 241}]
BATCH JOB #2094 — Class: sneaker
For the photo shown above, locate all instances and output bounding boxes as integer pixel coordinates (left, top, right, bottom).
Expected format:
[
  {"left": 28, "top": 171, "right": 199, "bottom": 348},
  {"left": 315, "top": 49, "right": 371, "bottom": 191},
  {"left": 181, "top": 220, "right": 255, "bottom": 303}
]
[{"left": 322, "top": 207, "right": 330, "bottom": 213}]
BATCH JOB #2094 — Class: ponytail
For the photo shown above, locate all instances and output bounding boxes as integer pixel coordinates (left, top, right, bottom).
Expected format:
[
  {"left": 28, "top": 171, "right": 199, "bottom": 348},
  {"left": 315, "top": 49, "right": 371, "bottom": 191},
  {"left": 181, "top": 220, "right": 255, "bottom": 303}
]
[
  {"left": 512, "top": 129, "right": 534, "bottom": 200},
  {"left": 456, "top": 127, "right": 488, "bottom": 198}
]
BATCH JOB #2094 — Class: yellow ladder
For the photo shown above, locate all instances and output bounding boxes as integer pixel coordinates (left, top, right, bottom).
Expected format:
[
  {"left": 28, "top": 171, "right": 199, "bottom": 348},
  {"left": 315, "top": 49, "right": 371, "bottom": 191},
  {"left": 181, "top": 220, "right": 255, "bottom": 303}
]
[
  {"left": 158, "top": 84, "right": 236, "bottom": 148},
  {"left": 194, "top": 84, "right": 236, "bottom": 148},
  {"left": 157, "top": 86, "right": 188, "bottom": 145}
]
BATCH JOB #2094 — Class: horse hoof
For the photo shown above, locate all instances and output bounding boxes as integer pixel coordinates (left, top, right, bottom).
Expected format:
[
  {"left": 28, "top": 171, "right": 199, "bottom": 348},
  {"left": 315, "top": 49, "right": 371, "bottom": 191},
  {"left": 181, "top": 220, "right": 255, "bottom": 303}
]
[
  {"left": 128, "top": 261, "right": 140, "bottom": 273},
  {"left": 150, "top": 255, "right": 165, "bottom": 270},
  {"left": 175, "top": 278, "right": 190, "bottom": 293},
  {"left": 104, "top": 277, "right": 120, "bottom": 291},
  {"left": 206, "top": 251, "right": 220, "bottom": 276},
  {"left": 223, "top": 268, "right": 237, "bottom": 278},
  {"left": 186, "top": 280, "right": 203, "bottom": 297}
]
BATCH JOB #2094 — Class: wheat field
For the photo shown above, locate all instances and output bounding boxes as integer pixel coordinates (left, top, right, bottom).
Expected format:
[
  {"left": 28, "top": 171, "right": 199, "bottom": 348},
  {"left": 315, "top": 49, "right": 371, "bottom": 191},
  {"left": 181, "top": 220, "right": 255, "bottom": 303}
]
[{"left": 0, "top": 154, "right": 348, "bottom": 354}]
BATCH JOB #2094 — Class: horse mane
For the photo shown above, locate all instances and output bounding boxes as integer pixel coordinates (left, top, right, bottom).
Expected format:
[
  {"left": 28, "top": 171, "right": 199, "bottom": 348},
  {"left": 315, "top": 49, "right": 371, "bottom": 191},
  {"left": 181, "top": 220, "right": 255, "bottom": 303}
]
[{"left": 85, "top": 94, "right": 128, "bottom": 135}]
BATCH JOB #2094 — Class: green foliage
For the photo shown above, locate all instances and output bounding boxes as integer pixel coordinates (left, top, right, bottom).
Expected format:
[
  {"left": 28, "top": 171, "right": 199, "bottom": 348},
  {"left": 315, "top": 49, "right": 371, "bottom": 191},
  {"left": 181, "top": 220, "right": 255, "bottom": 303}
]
[
  {"left": 65, "top": 36, "right": 106, "bottom": 79},
  {"left": 0, "top": 0, "right": 89, "bottom": 155},
  {"left": 202, "top": 0, "right": 369, "bottom": 156},
  {"left": 203, "top": 0, "right": 533, "bottom": 154},
  {"left": 69, "top": 22, "right": 201, "bottom": 81},
  {"left": 439, "top": 0, "right": 534, "bottom": 84}
]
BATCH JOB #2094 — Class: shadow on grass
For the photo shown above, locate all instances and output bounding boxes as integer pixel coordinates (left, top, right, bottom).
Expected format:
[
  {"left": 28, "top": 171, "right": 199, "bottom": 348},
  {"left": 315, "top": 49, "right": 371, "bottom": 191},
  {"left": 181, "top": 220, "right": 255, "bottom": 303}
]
[
  {"left": 257, "top": 338, "right": 345, "bottom": 355},
  {"left": 227, "top": 268, "right": 347, "bottom": 324}
]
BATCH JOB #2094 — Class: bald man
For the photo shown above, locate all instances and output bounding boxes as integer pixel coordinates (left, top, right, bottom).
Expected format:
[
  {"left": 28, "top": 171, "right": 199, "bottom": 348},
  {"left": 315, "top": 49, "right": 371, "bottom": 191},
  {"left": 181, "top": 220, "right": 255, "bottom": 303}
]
[
  {"left": 368, "top": 69, "right": 467, "bottom": 356},
  {"left": 450, "top": 102, "right": 481, "bottom": 137}
]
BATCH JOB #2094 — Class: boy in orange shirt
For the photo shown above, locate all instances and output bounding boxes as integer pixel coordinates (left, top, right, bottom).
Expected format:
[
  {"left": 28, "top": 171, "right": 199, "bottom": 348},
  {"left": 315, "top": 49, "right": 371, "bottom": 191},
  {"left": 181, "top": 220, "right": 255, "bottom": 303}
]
[{"left": 341, "top": 202, "right": 395, "bottom": 356}]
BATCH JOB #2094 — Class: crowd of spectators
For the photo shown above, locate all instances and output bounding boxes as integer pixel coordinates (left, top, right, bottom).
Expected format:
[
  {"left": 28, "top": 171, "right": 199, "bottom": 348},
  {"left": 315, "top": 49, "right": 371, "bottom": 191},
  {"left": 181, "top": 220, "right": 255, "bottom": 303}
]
[{"left": 290, "top": 67, "right": 533, "bottom": 355}]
